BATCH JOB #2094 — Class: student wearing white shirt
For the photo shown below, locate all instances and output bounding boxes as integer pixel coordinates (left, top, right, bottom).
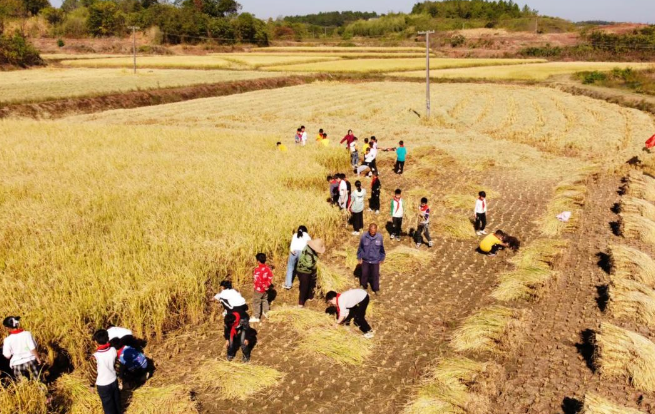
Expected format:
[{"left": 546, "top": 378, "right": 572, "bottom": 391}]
[
  {"left": 326, "top": 289, "right": 374, "bottom": 339},
  {"left": 92, "top": 329, "right": 121, "bottom": 414},
  {"left": 300, "top": 125, "right": 308, "bottom": 146},
  {"left": 474, "top": 191, "right": 488, "bottom": 236},
  {"left": 2, "top": 316, "right": 41, "bottom": 379},
  {"left": 349, "top": 138, "right": 359, "bottom": 169},
  {"left": 349, "top": 181, "right": 366, "bottom": 235},
  {"left": 107, "top": 325, "right": 135, "bottom": 350},
  {"left": 214, "top": 280, "right": 248, "bottom": 317},
  {"left": 284, "top": 226, "right": 311, "bottom": 290}
]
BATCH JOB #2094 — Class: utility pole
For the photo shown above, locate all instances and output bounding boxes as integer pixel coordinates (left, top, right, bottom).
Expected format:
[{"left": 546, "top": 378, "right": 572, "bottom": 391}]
[
  {"left": 418, "top": 30, "right": 435, "bottom": 118},
  {"left": 127, "top": 26, "right": 140, "bottom": 74},
  {"left": 535, "top": 16, "right": 539, "bottom": 34}
]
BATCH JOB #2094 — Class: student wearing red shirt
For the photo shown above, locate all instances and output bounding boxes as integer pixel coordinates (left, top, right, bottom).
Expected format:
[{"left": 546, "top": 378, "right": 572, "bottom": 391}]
[{"left": 251, "top": 253, "right": 273, "bottom": 323}]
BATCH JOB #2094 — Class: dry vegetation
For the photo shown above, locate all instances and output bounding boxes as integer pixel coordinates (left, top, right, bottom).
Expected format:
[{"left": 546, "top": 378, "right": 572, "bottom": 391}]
[
  {"left": 191, "top": 359, "right": 283, "bottom": 400},
  {"left": 623, "top": 170, "right": 655, "bottom": 203},
  {"left": 609, "top": 244, "right": 655, "bottom": 288},
  {"left": 451, "top": 306, "right": 525, "bottom": 354},
  {"left": 0, "top": 379, "right": 48, "bottom": 414},
  {"left": 582, "top": 393, "right": 647, "bottom": 414},
  {"left": 539, "top": 171, "right": 592, "bottom": 236},
  {"left": 620, "top": 213, "right": 655, "bottom": 245},
  {"left": 607, "top": 278, "right": 655, "bottom": 327}
]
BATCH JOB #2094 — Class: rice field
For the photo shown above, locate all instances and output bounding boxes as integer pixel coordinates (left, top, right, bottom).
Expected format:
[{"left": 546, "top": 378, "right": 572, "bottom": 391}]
[
  {"left": 252, "top": 46, "right": 427, "bottom": 53},
  {"left": 390, "top": 62, "right": 654, "bottom": 81},
  {"left": 0, "top": 68, "right": 286, "bottom": 104},
  {"left": 265, "top": 57, "right": 546, "bottom": 73}
]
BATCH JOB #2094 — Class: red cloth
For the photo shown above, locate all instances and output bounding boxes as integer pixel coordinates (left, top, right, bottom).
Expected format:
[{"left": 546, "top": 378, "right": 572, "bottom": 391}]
[
  {"left": 230, "top": 312, "right": 241, "bottom": 341},
  {"left": 253, "top": 263, "right": 273, "bottom": 293},
  {"left": 340, "top": 134, "right": 355, "bottom": 146},
  {"left": 335, "top": 293, "right": 342, "bottom": 318},
  {"left": 9, "top": 329, "right": 24, "bottom": 335},
  {"left": 646, "top": 134, "right": 655, "bottom": 149}
]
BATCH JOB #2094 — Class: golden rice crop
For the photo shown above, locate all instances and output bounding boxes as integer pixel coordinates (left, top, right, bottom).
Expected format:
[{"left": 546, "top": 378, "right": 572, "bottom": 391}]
[
  {"left": 582, "top": 393, "right": 647, "bottom": 414},
  {"left": 403, "top": 357, "right": 501, "bottom": 414},
  {"left": 267, "top": 306, "right": 372, "bottom": 365},
  {"left": 384, "top": 245, "right": 433, "bottom": 273},
  {"left": 0, "top": 379, "right": 49, "bottom": 414},
  {"left": 608, "top": 244, "right": 655, "bottom": 287},
  {"left": 624, "top": 170, "right": 655, "bottom": 202},
  {"left": 621, "top": 197, "right": 655, "bottom": 221},
  {"left": 253, "top": 46, "right": 426, "bottom": 53},
  {"left": 0, "top": 120, "right": 344, "bottom": 368},
  {"left": 621, "top": 213, "right": 655, "bottom": 245},
  {"left": 608, "top": 278, "right": 655, "bottom": 327},
  {"left": 61, "top": 56, "right": 236, "bottom": 69},
  {"left": 211, "top": 53, "right": 341, "bottom": 68},
  {"left": 192, "top": 359, "right": 283, "bottom": 400},
  {"left": 390, "top": 62, "right": 653, "bottom": 81},
  {"left": 443, "top": 194, "right": 476, "bottom": 210},
  {"left": 0, "top": 68, "right": 285, "bottom": 104},
  {"left": 436, "top": 214, "right": 475, "bottom": 240},
  {"left": 316, "top": 263, "right": 351, "bottom": 295},
  {"left": 508, "top": 238, "right": 568, "bottom": 269},
  {"left": 593, "top": 322, "right": 655, "bottom": 392},
  {"left": 265, "top": 58, "right": 546, "bottom": 73},
  {"left": 451, "top": 306, "right": 525, "bottom": 354},
  {"left": 56, "top": 374, "right": 103, "bottom": 414}
]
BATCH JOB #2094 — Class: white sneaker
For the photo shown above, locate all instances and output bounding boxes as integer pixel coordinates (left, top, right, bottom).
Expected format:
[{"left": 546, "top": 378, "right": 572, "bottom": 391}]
[
  {"left": 375, "top": 210, "right": 379, "bottom": 215},
  {"left": 364, "top": 332, "right": 375, "bottom": 339},
  {"left": 368, "top": 208, "right": 373, "bottom": 212},
  {"left": 416, "top": 243, "right": 421, "bottom": 248},
  {"left": 390, "top": 234, "right": 395, "bottom": 240},
  {"left": 480, "top": 230, "right": 487, "bottom": 235},
  {"left": 352, "top": 231, "right": 360, "bottom": 236},
  {"left": 428, "top": 241, "right": 434, "bottom": 247},
  {"left": 476, "top": 231, "right": 482, "bottom": 236},
  {"left": 250, "top": 317, "right": 260, "bottom": 323}
]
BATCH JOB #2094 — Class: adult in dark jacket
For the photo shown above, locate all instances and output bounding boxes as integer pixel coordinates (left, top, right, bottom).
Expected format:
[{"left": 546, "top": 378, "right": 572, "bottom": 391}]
[{"left": 356, "top": 223, "right": 386, "bottom": 294}]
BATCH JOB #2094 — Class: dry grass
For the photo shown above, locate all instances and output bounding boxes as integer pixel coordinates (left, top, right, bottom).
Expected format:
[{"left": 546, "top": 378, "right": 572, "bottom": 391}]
[
  {"left": 384, "top": 245, "right": 433, "bottom": 273},
  {"left": 316, "top": 263, "right": 351, "bottom": 295},
  {"left": 436, "top": 214, "right": 475, "bottom": 240},
  {"left": 621, "top": 196, "right": 655, "bottom": 221},
  {"left": 0, "top": 68, "right": 285, "bottom": 104},
  {"left": 266, "top": 58, "right": 545, "bottom": 73},
  {"left": 56, "top": 374, "right": 102, "bottom": 414},
  {"left": 390, "top": 62, "right": 653, "bottom": 81},
  {"left": 621, "top": 213, "right": 655, "bottom": 245},
  {"left": 192, "top": 359, "right": 283, "bottom": 400},
  {"left": 608, "top": 244, "right": 655, "bottom": 288},
  {"left": 593, "top": 322, "right": 655, "bottom": 392},
  {"left": 0, "top": 379, "right": 48, "bottom": 414},
  {"left": 451, "top": 306, "right": 525, "bottom": 354},
  {"left": 41, "top": 53, "right": 130, "bottom": 60},
  {"left": 608, "top": 278, "right": 655, "bottom": 327},
  {"left": 60, "top": 56, "right": 236, "bottom": 69},
  {"left": 211, "top": 53, "right": 341, "bottom": 68},
  {"left": 582, "top": 393, "right": 647, "bottom": 414},
  {"left": 624, "top": 170, "right": 655, "bottom": 203},
  {"left": 253, "top": 46, "right": 426, "bottom": 53},
  {"left": 403, "top": 357, "right": 501, "bottom": 414},
  {"left": 267, "top": 306, "right": 372, "bottom": 365},
  {"left": 539, "top": 171, "right": 591, "bottom": 236}
]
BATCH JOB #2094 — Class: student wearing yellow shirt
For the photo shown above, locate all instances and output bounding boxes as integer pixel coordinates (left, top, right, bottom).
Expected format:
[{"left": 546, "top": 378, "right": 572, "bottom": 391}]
[
  {"left": 276, "top": 142, "right": 288, "bottom": 152},
  {"left": 479, "top": 230, "right": 508, "bottom": 257}
]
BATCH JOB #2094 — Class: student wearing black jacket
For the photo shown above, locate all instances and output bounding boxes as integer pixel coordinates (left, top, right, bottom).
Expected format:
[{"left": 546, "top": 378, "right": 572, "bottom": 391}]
[{"left": 369, "top": 171, "right": 381, "bottom": 214}]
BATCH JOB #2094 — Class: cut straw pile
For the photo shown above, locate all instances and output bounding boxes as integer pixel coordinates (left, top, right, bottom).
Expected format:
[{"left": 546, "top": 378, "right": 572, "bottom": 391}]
[
  {"left": 192, "top": 359, "right": 283, "bottom": 400},
  {"left": 384, "top": 245, "right": 433, "bottom": 273},
  {"left": 316, "top": 263, "right": 351, "bottom": 296},
  {"left": 491, "top": 239, "right": 568, "bottom": 302},
  {"left": 268, "top": 306, "right": 372, "bottom": 365},
  {"left": 620, "top": 213, "right": 655, "bottom": 245},
  {"left": 593, "top": 322, "right": 655, "bottom": 392},
  {"left": 539, "top": 172, "right": 590, "bottom": 236},
  {"left": 436, "top": 214, "right": 475, "bottom": 240},
  {"left": 0, "top": 379, "right": 49, "bottom": 414},
  {"left": 403, "top": 357, "right": 501, "bottom": 414},
  {"left": 608, "top": 278, "right": 655, "bottom": 327},
  {"left": 621, "top": 196, "right": 655, "bottom": 221},
  {"left": 624, "top": 170, "right": 655, "bottom": 203},
  {"left": 581, "top": 393, "right": 646, "bottom": 414},
  {"left": 451, "top": 306, "right": 525, "bottom": 354},
  {"left": 609, "top": 244, "right": 655, "bottom": 288},
  {"left": 56, "top": 374, "right": 103, "bottom": 414},
  {"left": 444, "top": 194, "right": 476, "bottom": 210}
]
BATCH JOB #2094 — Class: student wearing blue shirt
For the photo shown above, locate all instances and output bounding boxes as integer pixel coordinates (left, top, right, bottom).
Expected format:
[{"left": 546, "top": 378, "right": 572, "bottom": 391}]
[{"left": 394, "top": 141, "right": 407, "bottom": 174}]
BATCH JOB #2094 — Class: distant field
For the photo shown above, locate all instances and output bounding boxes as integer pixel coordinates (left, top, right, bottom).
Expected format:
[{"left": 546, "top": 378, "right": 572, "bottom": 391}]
[
  {"left": 0, "top": 68, "right": 285, "bottom": 104},
  {"left": 253, "top": 46, "right": 426, "bottom": 53},
  {"left": 61, "top": 56, "right": 237, "bottom": 69},
  {"left": 265, "top": 58, "right": 546, "bottom": 73},
  {"left": 391, "top": 62, "right": 655, "bottom": 81},
  {"left": 42, "top": 53, "right": 131, "bottom": 60}
]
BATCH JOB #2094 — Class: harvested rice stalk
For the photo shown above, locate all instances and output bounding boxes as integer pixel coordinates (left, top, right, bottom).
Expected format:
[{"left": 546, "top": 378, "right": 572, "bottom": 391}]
[
  {"left": 593, "top": 322, "right": 655, "bottom": 392},
  {"left": 0, "top": 379, "right": 49, "bottom": 414},
  {"left": 491, "top": 267, "right": 552, "bottom": 302},
  {"left": 451, "top": 306, "right": 525, "bottom": 354},
  {"left": 508, "top": 239, "right": 568, "bottom": 270},
  {"left": 444, "top": 194, "right": 475, "bottom": 210},
  {"left": 609, "top": 244, "right": 655, "bottom": 288},
  {"left": 608, "top": 278, "right": 655, "bottom": 327},
  {"left": 128, "top": 385, "right": 198, "bottom": 414},
  {"left": 316, "top": 263, "right": 350, "bottom": 296},
  {"left": 539, "top": 171, "right": 592, "bottom": 236},
  {"left": 582, "top": 393, "right": 646, "bottom": 414},
  {"left": 334, "top": 247, "right": 358, "bottom": 269},
  {"left": 621, "top": 214, "right": 655, "bottom": 245},
  {"left": 192, "top": 359, "right": 283, "bottom": 400},
  {"left": 621, "top": 197, "right": 655, "bottom": 221},
  {"left": 436, "top": 214, "right": 475, "bottom": 240},
  {"left": 624, "top": 170, "right": 655, "bottom": 203},
  {"left": 403, "top": 357, "right": 501, "bottom": 414},
  {"left": 268, "top": 307, "right": 373, "bottom": 365},
  {"left": 384, "top": 245, "right": 432, "bottom": 273},
  {"left": 56, "top": 374, "right": 103, "bottom": 414}
]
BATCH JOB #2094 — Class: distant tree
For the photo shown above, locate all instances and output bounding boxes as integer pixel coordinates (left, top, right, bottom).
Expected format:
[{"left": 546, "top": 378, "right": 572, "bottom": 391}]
[
  {"left": 178, "top": 0, "right": 240, "bottom": 18},
  {"left": 87, "top": 1, "right": 124, "bottom": 36}
]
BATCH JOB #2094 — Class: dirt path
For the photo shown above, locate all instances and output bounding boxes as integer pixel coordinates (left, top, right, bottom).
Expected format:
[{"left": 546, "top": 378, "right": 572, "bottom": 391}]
[
  {"left": 492, "top": 174, "right": 655, "bottom": 414},
  {"left": 148, "top": 157, "right": 555, "bottom": 414}
]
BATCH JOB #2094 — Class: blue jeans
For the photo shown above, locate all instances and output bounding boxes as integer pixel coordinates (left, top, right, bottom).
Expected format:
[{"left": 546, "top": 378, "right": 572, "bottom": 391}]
[
  {"left": 351, "top": 151, "right": 359, "bottom": 167},
  {"left": 285, "top": 251, "right": 300, "bottom": 288}
]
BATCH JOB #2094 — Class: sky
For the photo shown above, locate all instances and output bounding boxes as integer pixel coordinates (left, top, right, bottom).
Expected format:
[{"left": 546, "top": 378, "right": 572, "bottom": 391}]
[{"left": 47, "top": 0, "right": 655, "bottom": 23}]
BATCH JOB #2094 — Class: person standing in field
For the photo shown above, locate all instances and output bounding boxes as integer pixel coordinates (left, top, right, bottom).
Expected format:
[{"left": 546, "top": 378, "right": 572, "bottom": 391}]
[
  {"left": 414, "top": 197, "right": 433, "bottom": 248},
  {"left": 285, "top": 226, "right": 311, "bottom": 290},
  {"left": 475, "top": 191, "right": 488, "bottom": 236},
  {"left": 390, "top": 189, "right": 404, "bottom": 241},
  {"left": 340, "top": 130, "right": 356, "bottom": 150},
  {"left": 294, "top": 128, "right": 303, "bottom": 145},
  {"left": 362, "top": 138, "right": 370, "bottom": 157},
  {"left": 250, "top": 253, "right": 273, "bottom": 323},
  {"left": 349, "top": 181, "right": 366, "bottom": 236},
  {"left": 300, "top": 126, "right": 308, "bottom": 146},
  {"left": 349, "top": 137, "right": 359, "bottom": 169},
  {"left": 338, "top": 174, "right": 349, "bottom": 210},
  {"left": 369, "top": 170, "right": 381, "bottom": 214},
  {"left": 326, "top": 289, "right": 374, "bottom": 339},
  {"left": 320, "top": 133, "right": 330, "bottom": 147},
  {"left": 296, "top": 239, "right": 325, "bottom": 307},
  {"left": 328, "top": 175, "right": 339, "bottom": 206},
  {"left": 214, "top": 280, "right": 248, "bottom": 317},
  {"left": 92, "top": 329, "right": 122, "bottom": 414},
  {"left": 394, "top": 141, "right": 407, "bottom": 174},
  {"left": 316, "top": 129, "right": 325, "bottom": 142},
  {"left": 368, "top": 137, "right": 378, "bottom": 175},
  {"left": 357, "top": 223, "right": 386, "bottom": 295},
  {"left": 2, "top": 316, "right": 41, "bottom": 380}
]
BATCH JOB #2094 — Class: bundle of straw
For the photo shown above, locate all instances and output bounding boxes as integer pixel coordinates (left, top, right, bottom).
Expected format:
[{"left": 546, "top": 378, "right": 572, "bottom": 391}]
[
  {"left": 624, "top": 170, "right": 655, "bottom": 203},
  {"left": 593, "top": 322, "right": 655, "bottom": 392},
  {"left": 384, "top": 245, "right": 432, "bottom": 273},
  {"left": 608, "top": 278, "right": 655, "bottom": 327},
  {"left": 621, "top": 196, "right": 655, "bottom": 222},
  {"left": 127, "top": 385, "right": 199, "bottom": 414},
  {"left": 191, "top": 359, "right": 283, "bottom": 400},
  {"left": 582, "top": 393, "right": 646, "bottom": 414},
  {"left": 56, "top": 374, "right": 103, "bottom": 414},
  {"left": 436, "top": 214, "right": 475, "bottom": 240},
  {"left": 609, "top": 244, "right": 655, "bottom": 288},
  {"left": 621, "top": 214, "right": 655, "bottom": 245},
  {"left": 451, "top": 306, "right": 525, "bottom": 354},
  {"left": 316, "top": 263, "right": 350, "bottom": 296},
  {"left": 539, "top": 171, "right": 591, "bottom": 236},
  {"left": 0, "top": 379, "right": 49, "bottom": 414}
]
